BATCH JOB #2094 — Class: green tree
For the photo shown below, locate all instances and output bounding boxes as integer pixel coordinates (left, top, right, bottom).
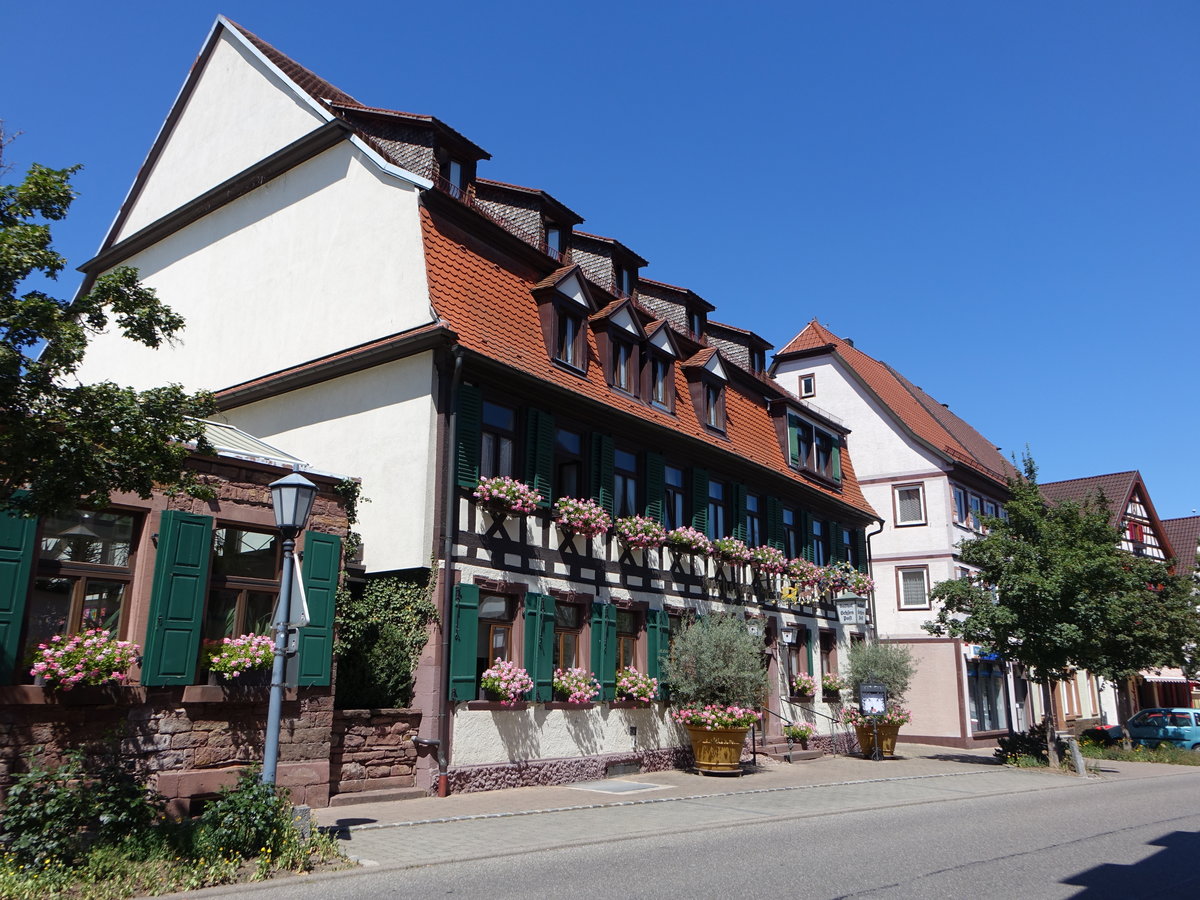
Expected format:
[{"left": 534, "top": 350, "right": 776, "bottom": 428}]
[
  {"left": 1, "top": 141, "right": 215, "bottom": 517},
  {"left": 925, "top": 453, "right": 1200, "bottom": 762}
]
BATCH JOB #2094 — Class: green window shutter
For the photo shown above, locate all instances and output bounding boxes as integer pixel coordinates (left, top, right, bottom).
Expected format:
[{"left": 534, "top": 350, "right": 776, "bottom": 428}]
[
  {"left": 0, "top": 511, "right": 38, "bottom": 685},
  {"left": 831, "top": 439, "right": 843, "bottom": 483},
  {"left": 803, "top": 626, "right": 814, "bottom": 677},
  {"left": 591, "top": 602, "right": 617, "bottom": 700},
  {"left": 524, "top": 409, "right": 555, "bottom": 507},
  {"left": 731, "top": 483, "right": 747, "bottom": 541},
  {"left": 296, "top": 532, "right": 341, "bottom": 687},
  {"left": 766, "top": 497, "right": 784, "bottom": 551},
  {"left": 455, "top": 383, "right": 483, "bottom": 489},
  {"left": 142, "top": 511, "right": 213, "bottom": 686},
  {"left": 801, "top": 509, "right": 814, "bottom": 562},
  {"left": 644, "top": 452, "right": 665, "bottom": 522},
  {"left": 854, "top": 528, "right": 869, "bottom": 573},
  {"left": 829, "top": 521, "right": 844, "bottom": 563},
  {"left": 448, "top": 583, "right": 480, "bottom": 701},
  {"left": 787, "top": 415, "right": 800, "bottom": 467},
  {"left": 645, "top": 608, "right": 670, "bottom": 684},
  {"left": 524, "top": 593, "right": 555, "bottom": 702},
  {"left": 589, "top": 433, "right": 615, "bottom": 516},
  {"left": 690, "top": 468, "right": 709, "bottom": 534}
]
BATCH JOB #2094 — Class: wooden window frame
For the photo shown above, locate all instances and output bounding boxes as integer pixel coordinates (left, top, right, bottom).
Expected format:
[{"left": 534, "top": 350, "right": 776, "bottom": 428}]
[
  {"left": 480, "top": 399, "right": 518, "bottom": 479},
  {"left": 896, "top": 566, "right": 931, "bottom": 610},
  {"left": 553, "top": 600, "right": 586, "bottom": 671},
  {"left": 613, "top": 447, "right": 640, "bottom": 520},
  {"left": 893, "top": 483, "right": 927, "bottom": 527},
  {"left": 646, "top": 353, "right": 675, "bottom": 413},
  {"left": 553, "top": 426, "right": 585, "bottom": 502},
  {"left": 663, "top": 464, "right": 687, "bottom": 531}
]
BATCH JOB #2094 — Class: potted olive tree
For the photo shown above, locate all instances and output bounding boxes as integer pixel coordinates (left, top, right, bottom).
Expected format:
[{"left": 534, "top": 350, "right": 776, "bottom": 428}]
[
  {"left": 843, "top": 640, "right": 918, "bottom": 758},
  {"left": 661, "top": 614, "right": 766, "bottom": 774}
]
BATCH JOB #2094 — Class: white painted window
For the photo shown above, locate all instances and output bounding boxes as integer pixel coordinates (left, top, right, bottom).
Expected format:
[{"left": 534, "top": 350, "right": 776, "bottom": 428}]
[
  {"left": 898, "top": 567, "right": 929, "bottom": 609},
  {"left": 895, "top": 485, "right": 926, "bottom": 526},
  {"left": 799, "top": 374, "right": 816, "bottom": 398},
  {"left": 953, "top": 486, "right": 968, "bottom": 525}
]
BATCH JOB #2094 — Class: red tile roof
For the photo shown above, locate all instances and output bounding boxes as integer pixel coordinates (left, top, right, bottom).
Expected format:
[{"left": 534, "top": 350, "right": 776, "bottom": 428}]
[
  {"left": 1161, "top": 516, "right": 1200, "bottom": 574},
  {"left": 777, "top": 320, "right": 1014, "bottom": 486},
  {"left": 420, "top": 208, "right": 875, "bottom": 519},
  {"left": 1039, "top": 472, "right": 1139, "bottom": 525}
]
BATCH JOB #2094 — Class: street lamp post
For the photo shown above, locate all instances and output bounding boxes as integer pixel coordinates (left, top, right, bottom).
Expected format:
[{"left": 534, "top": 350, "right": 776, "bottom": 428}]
[{"left": 263, "top": 472, "right": 318, "bottom": 786}]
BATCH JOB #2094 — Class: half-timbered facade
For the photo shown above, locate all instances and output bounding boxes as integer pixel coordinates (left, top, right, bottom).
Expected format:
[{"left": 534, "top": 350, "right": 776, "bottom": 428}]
[{"left": 72, "top": 17, "right": 879, "bottom": 794}]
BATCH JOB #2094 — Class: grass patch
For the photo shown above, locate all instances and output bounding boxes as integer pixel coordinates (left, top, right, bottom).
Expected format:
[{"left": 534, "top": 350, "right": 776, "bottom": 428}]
[{"left": 1078, "top": 740, "right": 1200, "bottom": 766}]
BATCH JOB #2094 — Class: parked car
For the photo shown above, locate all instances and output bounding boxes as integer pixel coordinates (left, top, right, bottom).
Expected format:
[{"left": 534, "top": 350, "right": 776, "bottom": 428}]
[{"left": 1125, "top": 708, "right": 1200, "bottom": 750}]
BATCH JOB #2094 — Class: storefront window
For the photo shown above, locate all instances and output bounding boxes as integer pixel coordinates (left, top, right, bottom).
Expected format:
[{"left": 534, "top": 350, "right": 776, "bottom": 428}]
[{"left": 967, "top": 660, "right": 1008, "bottom": 732}]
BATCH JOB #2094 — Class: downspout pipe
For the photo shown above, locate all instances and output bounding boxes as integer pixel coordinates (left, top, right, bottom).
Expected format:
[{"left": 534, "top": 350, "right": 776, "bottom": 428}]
[
  {"left": 864, "top": 517, "right": 884, "bottom": 642},
  {"left": 436, "top": 345, "right": 464, "bottom": 797}
]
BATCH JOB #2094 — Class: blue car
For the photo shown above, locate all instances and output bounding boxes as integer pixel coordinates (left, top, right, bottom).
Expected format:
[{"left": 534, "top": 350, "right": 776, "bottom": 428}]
[{"left": 1125, "top": 708, "right": 1200, "bottom": 750}]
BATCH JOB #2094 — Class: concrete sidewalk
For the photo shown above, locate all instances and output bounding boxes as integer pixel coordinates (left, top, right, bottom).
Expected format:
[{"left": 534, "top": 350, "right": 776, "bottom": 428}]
[
  {"left": 314, "top": 743, "right": 1000, "bottom": 833},
  {"left": 314, "top": 743, "right": 1190, "bottom": 870}
]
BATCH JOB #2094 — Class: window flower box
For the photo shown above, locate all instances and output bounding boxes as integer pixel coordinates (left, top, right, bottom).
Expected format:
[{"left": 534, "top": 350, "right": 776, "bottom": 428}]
[
  {"left": 553, "top": 497, "right": 612, "bottom": 537},
  {"left": 552, "top": 667, "right": 601, "bottom": 704},
  {"left": 749, "top": 545, "right": 787, "bottom": 575},
  {"left": 480, "top": 658, "right": 534, "bottom": 706},
  {"left": 616, "top": 667, "right": 658, "bottom": 702},
  {"left": 791, "top": 672, "right": 817, "bottom": 697},
  {"left": 614, "top": 516, "right": 666, "bottom": 550},
  {"left": 30, "top": 630, "right": 140, "bottom": 691},
  {"left": 710, "top": 537, "right": 752, "bottom": 566},
  {"left": 665, "top": 526, "right": 712, "bottom": 557},
  {"left": 473, "top": 476, "right": 542, "bottom": 517}
]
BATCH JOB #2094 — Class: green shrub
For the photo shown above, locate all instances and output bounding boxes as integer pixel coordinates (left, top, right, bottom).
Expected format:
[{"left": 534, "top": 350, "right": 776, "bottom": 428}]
[
  {"left": 845, "top": 641, "right": 917, "bottom": 703},
  {"left": 334, "top": 574, "right": 438, "bottom": 709},
  {"left": 0, "top": 746, "right": 163, "bottom": 869},
  {"left": 192, "top": 767, "right": 291, "bottom": 861},
  {"left": 660, "top": 615, "right": 766, "bottom": 707},
  {"left": 996, "top": 721, "right": 1065, "bottom": 765},
  {"left": 1078, "top": 740, "right": 1200, "bottom": 766}
]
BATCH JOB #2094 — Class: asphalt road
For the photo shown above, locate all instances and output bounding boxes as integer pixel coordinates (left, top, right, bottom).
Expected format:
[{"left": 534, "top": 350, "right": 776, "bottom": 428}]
[{"left": 197, "top": 769, "right": 1200, "bottom": 898}]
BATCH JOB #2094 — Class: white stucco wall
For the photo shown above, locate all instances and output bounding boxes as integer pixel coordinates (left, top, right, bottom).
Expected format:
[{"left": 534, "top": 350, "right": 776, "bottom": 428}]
[
  {"left": 223, "top": 354, "right": 438, "bottom": 572},
  {"left": 77, "top": 141, "right": 432, "bottom": 393},
  {"left": 452, "top": 704, "right": 686, "bottom": 767},
  {"left": 118, "top": 30, "right": 328, "bottom": 238}
]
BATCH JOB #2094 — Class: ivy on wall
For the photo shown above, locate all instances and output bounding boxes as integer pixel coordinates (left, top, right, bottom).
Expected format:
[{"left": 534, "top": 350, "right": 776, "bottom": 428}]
[{"left": 333, "top": 572, "right": 438, "bottom": 710}]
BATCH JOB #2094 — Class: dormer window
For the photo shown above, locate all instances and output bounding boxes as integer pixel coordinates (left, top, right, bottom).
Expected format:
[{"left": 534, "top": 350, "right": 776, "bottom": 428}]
[
  {"left": 546, "top": 225, "right": 561, "bottom": 256},
  {"left": 650, "top": 357, "right": 671, "bottom": 408},
  {"left": 612, "top": 339, "right": 636, "bottom": 393},
  {"left": 557, "top": 311, "right": 584, "bottom": 368},
  {"left": 750, "top": 348, "right": 766, "bottom": 374},
  {"left": 446, "top": 159, "right": 465, "bottom": 198},
  {"left": 614, "top": 265, "right": 633, "bottom": 297},
  {"left": 689, "top": 311, "right": 704, "bottom": 338},
  {"left": 704, "top": 383, "right": 724, "bottom": 429},
  {"left": 784, "top": 411, "right": 842, "bottom": 484},
  {"left": 535, "top": 268, "right": 594, "bottom": 375}
]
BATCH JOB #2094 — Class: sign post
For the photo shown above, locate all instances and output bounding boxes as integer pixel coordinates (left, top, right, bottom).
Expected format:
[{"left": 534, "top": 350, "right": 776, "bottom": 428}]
[{"left": 859, "top": 680, "right": 887, "bottom": 762}]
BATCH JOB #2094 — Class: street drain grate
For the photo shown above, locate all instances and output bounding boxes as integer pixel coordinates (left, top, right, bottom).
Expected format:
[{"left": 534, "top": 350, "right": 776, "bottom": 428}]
[{"left": 566, "top": 780, "right": 666, "bottom": 794}]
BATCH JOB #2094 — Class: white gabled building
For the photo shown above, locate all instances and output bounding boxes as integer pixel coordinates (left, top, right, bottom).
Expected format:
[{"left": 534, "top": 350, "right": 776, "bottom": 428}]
[{"left": 770, "top": 320, "right": 1099, "bottom": 747}]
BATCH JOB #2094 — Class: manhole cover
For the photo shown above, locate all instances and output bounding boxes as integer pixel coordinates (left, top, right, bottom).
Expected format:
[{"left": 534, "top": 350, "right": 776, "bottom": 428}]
[{"left": 566, "top": 780, "right": 665, "bottom": 794}]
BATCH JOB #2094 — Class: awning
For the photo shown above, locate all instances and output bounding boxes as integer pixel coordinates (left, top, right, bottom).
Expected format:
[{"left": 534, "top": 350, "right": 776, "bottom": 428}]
[{"left": 1142, "top": 667, "right": 1189, "bottom": 684}]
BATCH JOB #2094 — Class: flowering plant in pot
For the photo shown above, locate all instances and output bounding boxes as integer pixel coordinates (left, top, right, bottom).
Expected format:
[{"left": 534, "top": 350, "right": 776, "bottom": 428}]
[
  {"left": 821, "top": 672, "right": 847, "bottom": 694},
  {"left": 710, "top": 536, "right": 752, "bottom": 566},
  {"left": 672, "top": 704, "right": 760, "bottom": 729},
  {"left": 480, "top": 658, "right": 534, "bottom": 706},
  {"left": 841, "top": 704, "right": 913, "bottom": 758},
  {"left": 30, "top": 630, "right": 140, "bottom": 690},
  {"left": 208, "top": 633, "right": 274, "bottom": 680},
  {"left": 664, "top": 526, "right": 712, "bottom": 556},
  {"left": 791, "top": 672, "right": 817, "bottom": 697},
  {"left": 821, "top": 561, "right": 875, "bottom": 596},
  {"left": 660, "top": 614, "right": 767, "bottom": 774},
  {"left": 616, "top": 666, "right": 658, "bottom": 702},
  {"left": 552, "top": 667, "right": 601, "bottom": 704},
  {"left": 553, "top": 497, "right": 612, "bottom": 537},
  {"left": 613, "top": 515, "right": 667, "bottom": 549},
  {"left": 786, "top": 558, "right": 823, "bottom": 596},
  {"left": 749, "top": 545, "right": 787, "bottom": 575},
  {"left": 783, "top": 722, "right": 815, "bottom": 746},
  {"left": 473, "top": 476, "right": 542, "bottom": 516}
]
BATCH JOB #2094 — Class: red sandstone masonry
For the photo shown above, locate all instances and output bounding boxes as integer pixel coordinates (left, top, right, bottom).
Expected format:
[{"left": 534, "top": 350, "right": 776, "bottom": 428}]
[{"left": 329, "top": 709, "right": 422, "bottom": 795}]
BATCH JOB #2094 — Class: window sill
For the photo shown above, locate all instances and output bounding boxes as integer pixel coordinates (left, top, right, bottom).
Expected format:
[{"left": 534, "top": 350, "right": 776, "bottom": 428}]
[
  {"left": 0, "top": 684, "right": 147, "bottom": 705},
  {"left": 971, "top": 729, "right": 1008, "bottom": 740},
  {"left": 545, "top": 701, "right": 596, "bottom": 710},
  {"left": 465, "top": 700, "right": 529, "bottom": 711},
  {"left": 788, "top": 694, "right": 816, "bottom": 703},
  {"left": 895, "top": 521, "right": 927, "bottom": 528},
  {"left": 609, "top": 699, "right": 653, "bottom": 709},
  {"left": 550, "top": 359, "right": 588, "bottom": 378},
  {"left": 182, "top": 685, "right": 298, "bottom": 704}
]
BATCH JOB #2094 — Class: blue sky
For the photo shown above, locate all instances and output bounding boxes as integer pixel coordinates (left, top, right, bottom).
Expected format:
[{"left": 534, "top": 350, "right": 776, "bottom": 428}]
[{"left": 4, "top": 2, "right": 1198, "bottom": 520}]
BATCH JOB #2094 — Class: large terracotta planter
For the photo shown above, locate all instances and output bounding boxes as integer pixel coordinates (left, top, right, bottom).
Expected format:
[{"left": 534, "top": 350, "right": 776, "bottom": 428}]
[
  {"left": 685, "top": 725, "right": 749, "bottom": 774},
  {"left": 854, "top": 723, "right": 901, "bottom": 758}
]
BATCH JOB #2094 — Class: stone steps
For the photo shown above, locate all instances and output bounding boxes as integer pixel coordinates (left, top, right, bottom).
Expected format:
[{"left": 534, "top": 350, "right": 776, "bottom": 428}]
[{"left": 329, "top": 786, "right": 428, "bottom": 807}]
